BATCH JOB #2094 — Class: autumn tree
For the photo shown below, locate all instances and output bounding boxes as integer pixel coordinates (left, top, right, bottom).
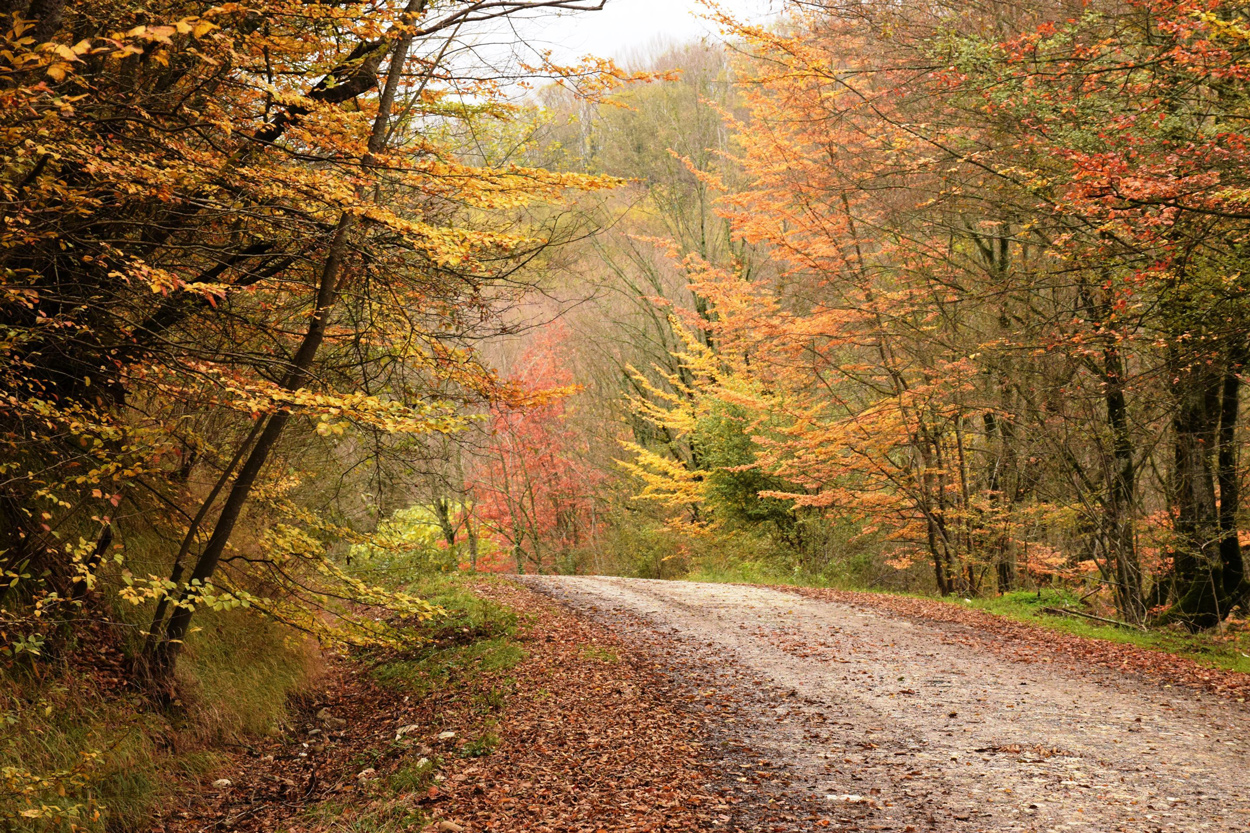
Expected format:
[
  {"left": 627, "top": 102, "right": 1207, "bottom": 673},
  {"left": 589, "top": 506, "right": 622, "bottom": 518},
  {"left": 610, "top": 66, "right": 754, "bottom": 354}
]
[
  {"left": 945, "top": 0, "right": 1250, "bottom": 625},
  {"left": 613, "top": 0, "right": 1250, "bottom": 628},
  {"left": 620, "top": 0, "right": 1250, "bottom": 627},
  {"left": 472, "top": 324, "right": 607, "bottom": 573},
  {"left": 0, "top": 0, "right": 623, "bottom": 677}
]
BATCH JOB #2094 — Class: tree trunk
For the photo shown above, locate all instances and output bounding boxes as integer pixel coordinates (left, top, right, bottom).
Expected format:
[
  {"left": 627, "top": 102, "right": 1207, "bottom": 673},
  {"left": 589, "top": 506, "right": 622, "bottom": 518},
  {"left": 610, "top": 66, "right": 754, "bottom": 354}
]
[
  {"left": 1103, "top": 336, "right": 1144, "bottom": 622},
  {"left": 144, "top": 11, "right": 422, "bottom": 674},
  {"left": 465, "top": 508, "right": 479, "bottom": 572},
  {"left": 1217, "top": 343, "right": 1246, "bottom": 604},
  {"left": 433, "top": 497, "right": 458, "bottom": 551},
  {"left": 1165, "top": 354, "right": 1227, "bottom": 629}
]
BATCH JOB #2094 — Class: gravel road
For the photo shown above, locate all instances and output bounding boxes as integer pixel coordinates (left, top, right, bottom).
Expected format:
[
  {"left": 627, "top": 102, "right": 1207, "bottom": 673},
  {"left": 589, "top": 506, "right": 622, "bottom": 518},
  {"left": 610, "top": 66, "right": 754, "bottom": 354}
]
[{"left": 520, "top": 575, "right": 1250, "bottom": 832}]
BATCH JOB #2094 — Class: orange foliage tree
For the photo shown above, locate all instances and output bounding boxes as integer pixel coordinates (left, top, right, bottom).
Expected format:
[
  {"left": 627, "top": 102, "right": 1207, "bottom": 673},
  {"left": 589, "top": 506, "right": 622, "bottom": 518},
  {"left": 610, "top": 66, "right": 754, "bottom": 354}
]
[{"left": 626, "top": 0, "right": 1250, "bottom": 625}]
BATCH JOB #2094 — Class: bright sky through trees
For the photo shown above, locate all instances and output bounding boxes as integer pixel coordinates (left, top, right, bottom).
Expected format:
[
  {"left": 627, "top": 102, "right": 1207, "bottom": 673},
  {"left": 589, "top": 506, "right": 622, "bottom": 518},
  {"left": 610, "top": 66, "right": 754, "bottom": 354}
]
[
  {"left": 528, "top": 0, "right": 779, "bottom": 61},
  {"left": 464, "top": 0, "right": 779, "bottom": 74}
]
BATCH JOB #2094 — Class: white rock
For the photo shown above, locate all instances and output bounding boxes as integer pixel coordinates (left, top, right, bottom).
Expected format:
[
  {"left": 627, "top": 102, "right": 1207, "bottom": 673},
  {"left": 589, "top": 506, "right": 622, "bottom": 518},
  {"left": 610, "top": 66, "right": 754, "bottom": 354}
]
[{"left": 212, "top": 778, "right": 232, "bottom": 789}]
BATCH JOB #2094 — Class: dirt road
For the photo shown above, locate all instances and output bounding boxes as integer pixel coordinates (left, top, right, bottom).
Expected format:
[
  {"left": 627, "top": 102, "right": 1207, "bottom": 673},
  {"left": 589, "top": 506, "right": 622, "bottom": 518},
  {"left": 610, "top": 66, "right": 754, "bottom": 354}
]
[{"left": 521, "top": 575, "right": 1250, "bottom": 832}]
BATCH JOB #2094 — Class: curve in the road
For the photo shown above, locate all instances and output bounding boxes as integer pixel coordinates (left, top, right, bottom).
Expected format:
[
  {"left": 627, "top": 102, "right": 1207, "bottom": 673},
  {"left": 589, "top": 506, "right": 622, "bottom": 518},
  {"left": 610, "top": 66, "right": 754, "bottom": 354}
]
[{"left": 522, "top": 575, "right": 1250, "bottom": 833}]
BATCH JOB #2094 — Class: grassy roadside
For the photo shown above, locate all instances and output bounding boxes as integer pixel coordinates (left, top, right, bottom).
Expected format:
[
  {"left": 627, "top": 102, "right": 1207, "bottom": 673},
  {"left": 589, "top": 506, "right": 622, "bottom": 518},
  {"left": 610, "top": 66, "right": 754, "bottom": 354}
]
[
  {"left": 164, "top": 571, "right": 726, "bottom": 833},
  {"left": 0, "top": 564, "right": 525, "bottom": 832},
  {"left": 971, "top": 589, "right": 1250, "bottom": 675},
  {"left": 683, "top": 562, "right": 1250, "bottom": 676},
  {"left": 0, "top": 604, "right": 316, "bottom": 831},
  {"left": 345, "top": 578, "right": 725, "bottom": 833}
]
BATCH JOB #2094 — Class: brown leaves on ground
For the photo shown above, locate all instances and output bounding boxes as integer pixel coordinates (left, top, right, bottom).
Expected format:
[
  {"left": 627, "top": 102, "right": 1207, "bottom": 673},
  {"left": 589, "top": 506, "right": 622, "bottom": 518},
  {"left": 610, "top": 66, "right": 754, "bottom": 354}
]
[
  {"left": 439, "top": 581, "right": 723, "bottom": 832},
  {"left": 780, "top": 586, "right": 1250, "bottom": 701},
  {"left": 158, "top": 580, "right": 731, "bottom": 832}
]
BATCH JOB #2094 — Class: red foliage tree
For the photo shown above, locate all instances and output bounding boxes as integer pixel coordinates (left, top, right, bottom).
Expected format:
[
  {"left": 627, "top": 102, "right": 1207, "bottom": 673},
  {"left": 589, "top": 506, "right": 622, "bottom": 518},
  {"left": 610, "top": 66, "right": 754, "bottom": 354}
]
[{"left": 472, "top": 324, "right": 607, "bottom": 572}]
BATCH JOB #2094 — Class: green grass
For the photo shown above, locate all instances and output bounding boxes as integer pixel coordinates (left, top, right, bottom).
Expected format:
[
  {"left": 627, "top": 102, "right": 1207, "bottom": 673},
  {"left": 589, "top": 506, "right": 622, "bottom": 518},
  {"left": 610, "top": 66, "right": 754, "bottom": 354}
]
[
  {"left": 460, "top": 731, "right": 500, "bottom": 758},
  {"left": 0, "top": 605, "right": 313, "bottom": 832},
  {"left": 403, "top": 573, "right": 519, "bottom": 638},
  {"left": 685, "top": 560, "right": 795, "bottom": 586},
  {"left": 318, "top": 572, "right": 527, "bottom": 829},
  {"left": 178, "top": 607, "right": 318, "bottom": 740},
  {"left": 682, "top": 548, "right": 902, "bottom": 590},
  {"left": 971, "top": 589, "right": 1250, "bottom": 676},
  {"left": 579, "top": 645, "right": 619, "bottom": 664},
  {"left": 368, "top": 573, "right": 523, "bottom": 699},
  {"left": 0, "top": 544, "right": 530, "bottom": 832},
  {"left": 387, "top": 756, "right": 439, "bottom": 793},
  {"left": 373, "top": 635, "right": 524, "bottom": 697},
  {"left": 297, "top": 796, "right": 429, "bottom": 833},
  {"left": 683, "top": 563, "right": 1250, "bottom": 677},
  {"left": 471, "top": 685, "right": 510, "bottom": 714}
]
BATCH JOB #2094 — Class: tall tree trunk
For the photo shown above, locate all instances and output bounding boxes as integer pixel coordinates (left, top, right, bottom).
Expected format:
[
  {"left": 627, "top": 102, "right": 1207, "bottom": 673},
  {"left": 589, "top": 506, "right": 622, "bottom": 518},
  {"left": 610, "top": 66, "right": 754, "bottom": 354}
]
[
  {"left": 1217, "top": 342, "right": 1246, "bottom": 603},
  {"left": 984, "top": 410, "right": 1017, "bottom": 593},
  {"left": 1077, "top": 280, "right": 1144, "bottom": 620},
  {"left": 1103, "top": 336, "right": 1144, "bottom": 622},
  {"left": 1166, "top": 353, "right": 1226, "bottom": 629},
  {"left": 148, "top": 232, "right": 345, "bottom": 671},
  {"left": 465, "top": 508, "right": 479, "bottom": 572},
  {"left": 918, "top": 438, "right": 952, "bottom": 596},
  {"left": 433, "top": 497, "right": 458, "bottom": 551},
  {"left": 928, "top": 515, "right": 951, "bottom": 595}
]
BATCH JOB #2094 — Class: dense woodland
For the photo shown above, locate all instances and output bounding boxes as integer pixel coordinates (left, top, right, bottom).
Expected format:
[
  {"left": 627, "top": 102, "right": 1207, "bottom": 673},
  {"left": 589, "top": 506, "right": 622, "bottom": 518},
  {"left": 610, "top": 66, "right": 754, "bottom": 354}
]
[
  {"left": 505, "top": 0, "right": 1250, "bottom": 633},
  {"left": 3, "top": 0, "right": 1250, "bottom": 826}
]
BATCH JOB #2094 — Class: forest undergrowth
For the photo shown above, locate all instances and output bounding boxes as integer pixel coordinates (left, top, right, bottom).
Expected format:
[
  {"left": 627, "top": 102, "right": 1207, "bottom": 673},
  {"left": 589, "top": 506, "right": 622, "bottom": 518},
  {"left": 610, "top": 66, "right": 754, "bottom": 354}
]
[
  {"left": 0, "top": 587, "right": 317, "bottom": 829},
  {"left": 154, "top": 574, "right": 749, "bottom": 833}
]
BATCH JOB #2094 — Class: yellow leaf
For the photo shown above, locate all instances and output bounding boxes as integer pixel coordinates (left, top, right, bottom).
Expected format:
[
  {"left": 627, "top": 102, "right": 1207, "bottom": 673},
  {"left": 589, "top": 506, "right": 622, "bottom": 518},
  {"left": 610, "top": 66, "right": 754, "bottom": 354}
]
[
  {"left": 46, "top": 63, "right": 66, "bottom": 82},
  {"left": 147, "top": 25, "right": 175, "bottom": 44}
]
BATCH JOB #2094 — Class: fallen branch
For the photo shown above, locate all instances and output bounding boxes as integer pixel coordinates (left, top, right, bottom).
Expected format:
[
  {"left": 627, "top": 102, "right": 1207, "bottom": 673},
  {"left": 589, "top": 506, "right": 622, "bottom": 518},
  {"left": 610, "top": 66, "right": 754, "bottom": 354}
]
[{"left": 1041, "top": 606, "right": 1144, "bottom": 631}]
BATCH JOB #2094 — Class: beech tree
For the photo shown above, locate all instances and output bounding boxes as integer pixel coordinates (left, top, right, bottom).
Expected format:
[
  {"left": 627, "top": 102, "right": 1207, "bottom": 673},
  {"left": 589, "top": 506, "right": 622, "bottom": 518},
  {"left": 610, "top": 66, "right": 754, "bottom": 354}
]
[
  {"left": 0, "top": 0, "right": 623, "bottom": 675},
  {"left": 614, "top": 0, "right": 1250, "bottom": 626},
  {"left": 953, "top": 0, "right": 1250, "bottom": 625}
]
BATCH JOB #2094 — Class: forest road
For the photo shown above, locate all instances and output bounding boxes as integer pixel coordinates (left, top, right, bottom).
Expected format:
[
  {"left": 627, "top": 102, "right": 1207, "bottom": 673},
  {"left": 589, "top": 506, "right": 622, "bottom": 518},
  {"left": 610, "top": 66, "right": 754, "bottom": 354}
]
[{"left": 518, "top": 575, "right": 1250, "bottom": 832}]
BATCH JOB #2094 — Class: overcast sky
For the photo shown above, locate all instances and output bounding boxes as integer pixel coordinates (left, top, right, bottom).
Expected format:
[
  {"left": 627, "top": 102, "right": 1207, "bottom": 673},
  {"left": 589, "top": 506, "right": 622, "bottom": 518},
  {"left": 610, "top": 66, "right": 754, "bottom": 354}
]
[
  {"left": 517, "top": 0, "right": 780, "bottom": 63},
  {"left": 453, "top": 0, "right": 782, "bottom": 78}
]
